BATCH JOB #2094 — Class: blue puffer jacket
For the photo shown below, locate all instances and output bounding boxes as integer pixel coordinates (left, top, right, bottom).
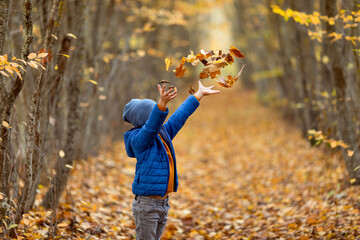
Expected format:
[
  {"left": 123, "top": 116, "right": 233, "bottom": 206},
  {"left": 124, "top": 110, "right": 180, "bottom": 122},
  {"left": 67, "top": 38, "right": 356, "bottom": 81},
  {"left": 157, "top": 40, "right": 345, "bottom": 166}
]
[{"left": 123, "top": 95, "right": 199, "bottom": 197}]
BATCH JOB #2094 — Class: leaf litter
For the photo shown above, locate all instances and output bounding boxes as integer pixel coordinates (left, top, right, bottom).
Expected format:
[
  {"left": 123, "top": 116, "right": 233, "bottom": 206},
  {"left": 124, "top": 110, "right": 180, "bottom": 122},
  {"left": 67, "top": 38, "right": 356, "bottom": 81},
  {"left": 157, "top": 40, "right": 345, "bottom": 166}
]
[{"left": 16, "top": 90, "right": 360, "bottom": 239}]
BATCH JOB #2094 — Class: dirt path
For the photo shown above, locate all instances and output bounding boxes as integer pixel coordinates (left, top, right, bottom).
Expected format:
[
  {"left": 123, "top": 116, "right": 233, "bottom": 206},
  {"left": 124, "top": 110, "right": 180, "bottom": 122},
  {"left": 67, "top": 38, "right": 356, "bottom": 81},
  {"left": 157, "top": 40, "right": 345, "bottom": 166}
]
[{"left": 27, "top": 89, "right": 360, "bottom": 239}]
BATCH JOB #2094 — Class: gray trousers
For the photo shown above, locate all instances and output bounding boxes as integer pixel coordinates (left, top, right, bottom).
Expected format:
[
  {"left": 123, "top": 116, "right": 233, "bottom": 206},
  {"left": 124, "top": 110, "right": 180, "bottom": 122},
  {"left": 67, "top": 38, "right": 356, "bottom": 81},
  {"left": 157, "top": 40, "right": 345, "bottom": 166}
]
[{"left": 132, "top": 195, "right": 170, "bottom": 240}]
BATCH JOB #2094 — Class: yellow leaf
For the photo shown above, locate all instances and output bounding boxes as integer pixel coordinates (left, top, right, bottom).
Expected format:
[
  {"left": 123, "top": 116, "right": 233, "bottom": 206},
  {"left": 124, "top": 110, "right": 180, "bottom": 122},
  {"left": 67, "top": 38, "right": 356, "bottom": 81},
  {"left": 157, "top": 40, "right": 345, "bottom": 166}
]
[
  {"left": 65, "top": 164, "right": 73, "bottom": 169},
  {"left": 66, "top": 33, "right": 77, "bottom": 39},
  {"left": 51, "top": 34, "right": 58, "bottom": 40},
  {"left": 28, "top": 53, "right": 37, "bottom": 60},
  {"left": 164, "top": 57, "right": 172, "bottom": 71},
  {"left": 60, "top": 54, "right": 69, "bottom": 58},
  {"left": 59, "top": 150, "right": 65, "bottom": 158},
  {"left": 350, "top": 178, "right": 356, "bottom": 184},
  {"left": 88, "top": 79, "right": 98, "bottom": 85},
  {"left": 2, "top": 121, "right": 11, "bottom": 128}
]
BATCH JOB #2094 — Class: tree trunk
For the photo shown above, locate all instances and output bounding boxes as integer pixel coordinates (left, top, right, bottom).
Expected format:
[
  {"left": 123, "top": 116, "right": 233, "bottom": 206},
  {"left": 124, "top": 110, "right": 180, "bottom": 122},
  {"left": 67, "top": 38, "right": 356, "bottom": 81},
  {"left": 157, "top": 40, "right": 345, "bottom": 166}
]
[
  {"left": 42, "top": 0, "right": 85, "bottom": 209},
  {"left": 14, "top": 0, "right": 60, "bottom": 229},
  {"left": 0, "top": 0, "right": 33, "bottom": 219}
]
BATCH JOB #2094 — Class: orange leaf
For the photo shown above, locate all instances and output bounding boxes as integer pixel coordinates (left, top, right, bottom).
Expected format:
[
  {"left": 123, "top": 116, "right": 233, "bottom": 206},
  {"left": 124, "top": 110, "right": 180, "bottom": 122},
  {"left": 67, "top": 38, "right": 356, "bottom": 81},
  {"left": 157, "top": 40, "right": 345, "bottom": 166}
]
[
  {"left": 174, "top": 65, "right": 187, "bottom": 78},
  {"left": 225, "top": 53, "right": 234, "bottom": 64},
  {"left": 199, "top": 68, "right": 210, "bottom": 79},
  {"left": 209, "top": 69, "right": 220, "bottom": 79},
  {"left": 196, "top": 53, "right": 205, "bottom": 60},
  {"left": 229, "top": 46, "right": 245, "bottom": 58}
]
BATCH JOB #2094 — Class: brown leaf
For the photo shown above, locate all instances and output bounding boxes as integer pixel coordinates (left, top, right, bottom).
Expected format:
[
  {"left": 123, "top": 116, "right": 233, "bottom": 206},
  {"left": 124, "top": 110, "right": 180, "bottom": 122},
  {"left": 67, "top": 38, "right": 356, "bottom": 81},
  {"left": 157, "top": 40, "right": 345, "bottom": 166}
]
[
  {"left": 209, "top": 69, "right": 220, "bottom": 79},
  {"left": 188, "top": 86, "right": 195, "bottom": 94},
  {"left": 196, "top": 53, "right": 205, "bottom": 60},
  {"left": 159, "top": 80, "right": 171, "bottom": 84},
  {"left": 225, "top": 53, "right": 234, "bottom": 64},
  {"left": 199, "top": 67, "right": 210, "bottom": 79},
  {"left": 229, "top": 46, "right": 245, "bottom": 58}
]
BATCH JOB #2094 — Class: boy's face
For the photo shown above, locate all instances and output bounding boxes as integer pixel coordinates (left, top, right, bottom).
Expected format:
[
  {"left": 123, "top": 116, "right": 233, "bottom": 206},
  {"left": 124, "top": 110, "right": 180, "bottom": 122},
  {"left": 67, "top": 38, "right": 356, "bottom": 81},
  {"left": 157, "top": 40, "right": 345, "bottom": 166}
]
[{"left": 123, "top": 99, "right": 156, "bottom": 127}]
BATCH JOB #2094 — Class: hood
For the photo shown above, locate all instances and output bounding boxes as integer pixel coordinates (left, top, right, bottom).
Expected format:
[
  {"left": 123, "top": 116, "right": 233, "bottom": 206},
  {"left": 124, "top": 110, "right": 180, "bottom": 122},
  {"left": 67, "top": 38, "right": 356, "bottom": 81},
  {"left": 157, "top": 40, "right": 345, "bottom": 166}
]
[
  {"left": 123, "top": 99, "right": 157, "bottom": 158},
  {"left": 123, "top": 99, "right": 156, "bottom": 127}
]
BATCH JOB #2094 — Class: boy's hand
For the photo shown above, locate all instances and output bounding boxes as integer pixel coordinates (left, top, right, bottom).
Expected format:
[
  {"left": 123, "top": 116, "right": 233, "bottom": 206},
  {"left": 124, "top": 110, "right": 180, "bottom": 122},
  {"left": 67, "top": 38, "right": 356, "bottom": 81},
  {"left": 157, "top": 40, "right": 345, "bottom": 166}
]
[
  {"left": 158, "top": 84, "right": 177, "bottom": 109},
  {"left": 194, "top": 81, "right": 220, "bottom": 101}
]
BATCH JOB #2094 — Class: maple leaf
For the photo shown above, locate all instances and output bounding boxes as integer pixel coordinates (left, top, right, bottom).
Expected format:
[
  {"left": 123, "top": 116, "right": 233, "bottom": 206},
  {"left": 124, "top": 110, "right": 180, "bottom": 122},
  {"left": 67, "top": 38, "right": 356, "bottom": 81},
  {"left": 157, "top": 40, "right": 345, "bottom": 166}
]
[{"left": 229, "top": 46, "right": 245, "bottom": 58}]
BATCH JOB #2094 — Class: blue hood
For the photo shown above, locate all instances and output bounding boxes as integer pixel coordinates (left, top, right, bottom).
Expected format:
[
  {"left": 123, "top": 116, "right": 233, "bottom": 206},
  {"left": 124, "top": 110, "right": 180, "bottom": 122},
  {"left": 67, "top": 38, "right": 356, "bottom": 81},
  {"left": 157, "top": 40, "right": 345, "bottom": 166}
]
[
  {"left": 123, "top": 99, "right": 157, "bottom": 158},
  {"left": 123, "top": 99, "right": 156, "bottom": 127}
]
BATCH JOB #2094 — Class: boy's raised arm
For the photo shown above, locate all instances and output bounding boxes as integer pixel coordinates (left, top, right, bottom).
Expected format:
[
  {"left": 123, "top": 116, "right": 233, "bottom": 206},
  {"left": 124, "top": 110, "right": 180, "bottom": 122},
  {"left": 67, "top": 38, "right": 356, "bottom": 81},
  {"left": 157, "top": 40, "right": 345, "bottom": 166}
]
[{"left": 129, "top": 85, "right": 177, "bottom": 152}]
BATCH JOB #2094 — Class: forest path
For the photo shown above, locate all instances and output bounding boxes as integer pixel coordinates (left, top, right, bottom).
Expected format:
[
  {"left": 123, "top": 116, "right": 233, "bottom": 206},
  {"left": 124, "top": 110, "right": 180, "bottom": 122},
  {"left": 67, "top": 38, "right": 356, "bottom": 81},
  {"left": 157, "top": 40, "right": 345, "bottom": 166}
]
[{"left": 30, "top": 89, "right": 359, "bottom": 239}]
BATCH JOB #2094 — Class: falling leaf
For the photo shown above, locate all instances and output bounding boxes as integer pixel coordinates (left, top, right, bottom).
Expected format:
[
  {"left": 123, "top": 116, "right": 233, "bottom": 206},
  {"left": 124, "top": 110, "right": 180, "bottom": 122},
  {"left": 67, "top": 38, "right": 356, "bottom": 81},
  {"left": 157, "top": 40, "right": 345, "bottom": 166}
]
[
  {"left": 88, "top": 80, "right": 98, "bottom": 85},
  {"left": 350, "top": 178, "right": 356, "bottom": 184},
  {"left": 199, "top": 67, "right": 210, "bottom": 79},
  {"left": 209, "top": 69, "right": 221, "bottom": 79},
  {"left": 164, "top": 57, "right": 172, "bottom": 71},
  {"left": 59, "top": 150, "right": 65, "bottom": 158},
  {"left": 159, "top": 80, "right": 171, "bottom": 84},
  {"left": 229, "top": 46, "right": 245, "bottom": 58},
  {"left": 67, "top": 33, "right": 77, "bottom": 39},
  {"left": 65, "top": 164, "right": 73, "bottom": 169},
  {"left": 60, "top": 54, "right": 69, "bottom": 58},
  {"left": 234, "top": 64, "right": 246, "bottom": 81},
  {"left": 225, "top": 53, "right": 234, "bottom": 64},
  {"left": 189, "top": 86, "right": 195, "bottom": 94},
  {"left": 174, "top": 64, "right": 187, "bottom": 78},
  {"left": 99, "top": 95, "right": 107, "bottom": 100}
]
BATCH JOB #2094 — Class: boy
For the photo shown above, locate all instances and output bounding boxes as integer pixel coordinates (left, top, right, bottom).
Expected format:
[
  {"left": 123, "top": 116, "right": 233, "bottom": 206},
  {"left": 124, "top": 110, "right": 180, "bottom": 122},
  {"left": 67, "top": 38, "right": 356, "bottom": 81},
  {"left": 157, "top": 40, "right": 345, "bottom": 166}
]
[{"left": 123, "top": 81, "right": 220, "bottom": 240}]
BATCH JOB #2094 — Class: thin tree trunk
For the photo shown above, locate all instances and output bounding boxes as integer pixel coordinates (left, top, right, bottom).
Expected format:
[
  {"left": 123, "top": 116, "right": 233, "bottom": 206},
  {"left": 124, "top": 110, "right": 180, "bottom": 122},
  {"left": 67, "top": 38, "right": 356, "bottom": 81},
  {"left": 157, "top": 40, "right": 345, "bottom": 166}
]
[
  {"left": 14, "top": 0, "right": 60, "bottom": 228},
  {"left": 0, "top": 0, "right": 33, "bottom": 219},
  {"left": 42, "top": 0, "right": 85, "bottom": 209}
]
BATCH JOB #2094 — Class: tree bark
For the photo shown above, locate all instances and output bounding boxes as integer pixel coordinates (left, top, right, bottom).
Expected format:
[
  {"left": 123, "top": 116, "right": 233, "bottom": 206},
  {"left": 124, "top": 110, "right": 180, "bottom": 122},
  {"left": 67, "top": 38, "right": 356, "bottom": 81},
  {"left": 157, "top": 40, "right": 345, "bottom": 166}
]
[
  {"left": 42, "top": 0, "right": 85, "bottom": 209},
  {"left": 0, "top": 0, "right": 33, "bottom": 219},
  {"left": 14, "top": 0, "right": 60, "bottom": 228}
]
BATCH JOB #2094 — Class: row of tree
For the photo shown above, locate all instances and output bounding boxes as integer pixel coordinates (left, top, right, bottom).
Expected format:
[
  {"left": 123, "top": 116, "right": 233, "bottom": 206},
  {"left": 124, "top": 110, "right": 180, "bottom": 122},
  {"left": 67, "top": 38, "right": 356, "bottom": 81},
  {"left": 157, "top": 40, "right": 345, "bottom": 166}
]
[
  {"left": 233, "top": 0, "right": 360, "bottom": 183},
  {"left": 0, "top": 0, "right": 208, "bottom": 236}
]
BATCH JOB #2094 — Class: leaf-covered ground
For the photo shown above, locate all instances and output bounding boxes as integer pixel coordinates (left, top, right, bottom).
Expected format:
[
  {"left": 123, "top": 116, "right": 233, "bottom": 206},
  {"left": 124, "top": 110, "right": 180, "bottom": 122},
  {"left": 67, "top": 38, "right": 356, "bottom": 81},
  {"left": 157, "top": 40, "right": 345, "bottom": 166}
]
[{"left": 17, "top": 89, "right": 360, "bottom": 239}]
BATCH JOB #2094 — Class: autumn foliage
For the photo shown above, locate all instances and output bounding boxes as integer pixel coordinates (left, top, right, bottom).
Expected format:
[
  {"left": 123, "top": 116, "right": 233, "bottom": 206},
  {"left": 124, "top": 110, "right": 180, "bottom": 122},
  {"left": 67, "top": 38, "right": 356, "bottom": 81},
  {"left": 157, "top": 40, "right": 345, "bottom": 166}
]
[{"left": 165, "top": 46, "right": 246, "bottom": 88}]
